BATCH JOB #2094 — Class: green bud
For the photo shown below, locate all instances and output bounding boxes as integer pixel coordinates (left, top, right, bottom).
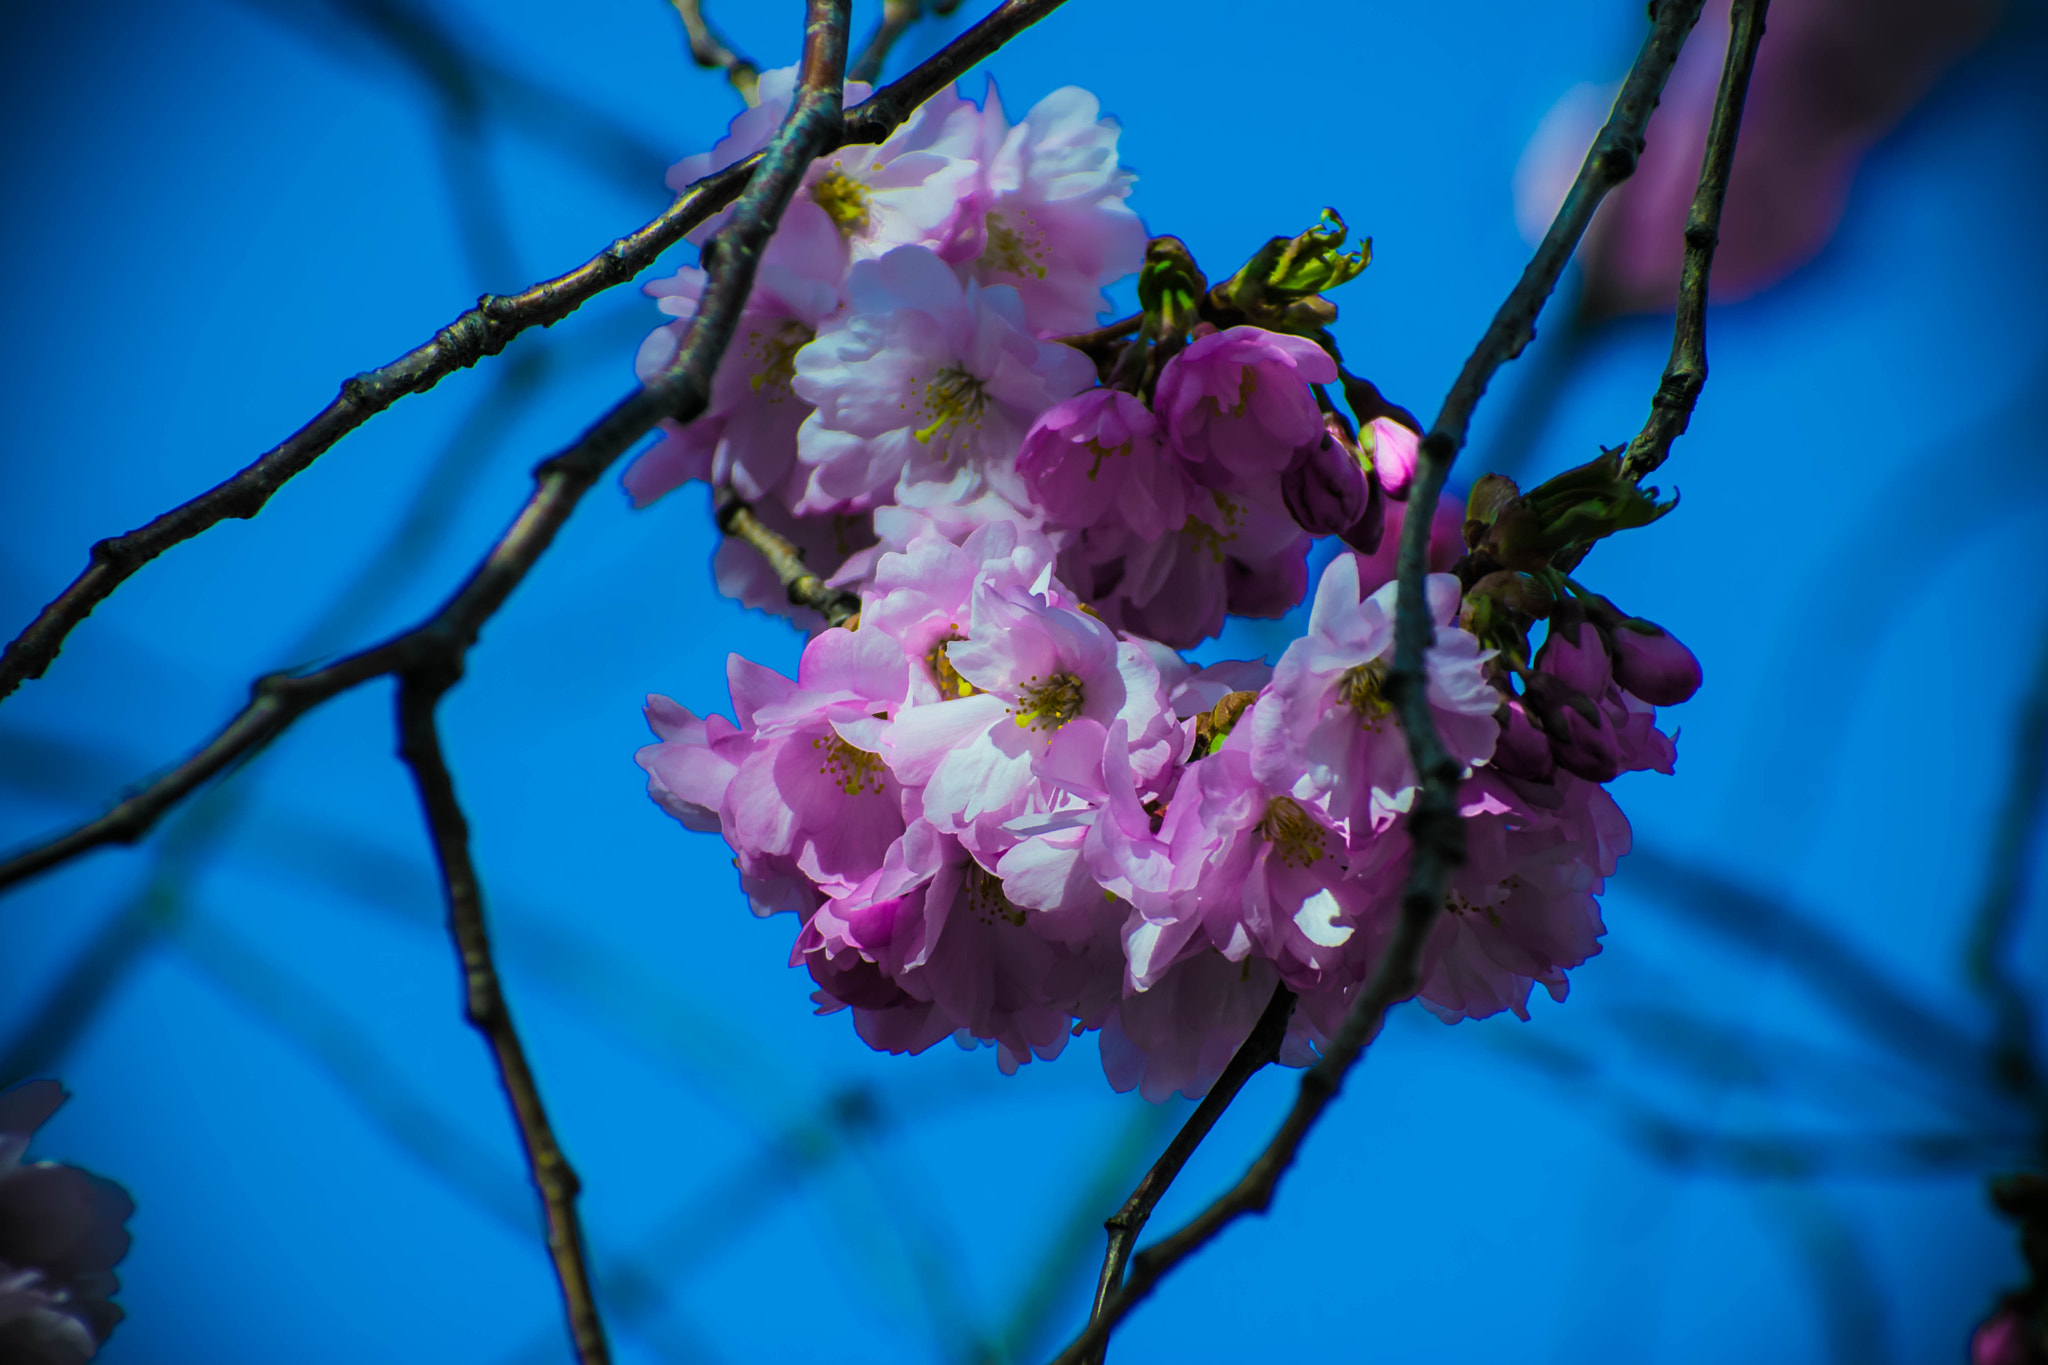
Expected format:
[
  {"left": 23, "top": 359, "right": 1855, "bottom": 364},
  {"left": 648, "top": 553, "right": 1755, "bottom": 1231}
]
[
  {"left": 1213, "top": 209, "right": 1370, "bottom": 330},
  {"left": 1136, "top": 236, "right": 1207, "bottom": 340}
]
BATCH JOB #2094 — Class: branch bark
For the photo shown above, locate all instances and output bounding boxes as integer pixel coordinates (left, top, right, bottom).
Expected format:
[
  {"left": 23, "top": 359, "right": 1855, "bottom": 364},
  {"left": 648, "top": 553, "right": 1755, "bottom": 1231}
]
[
  {"left": 1621, "top": 0, "right": 1771, "bottom": 483},
  {"left": 1084, "top": 985, "right": 1295, "bottom": 1364},
  {"left": 395, "top": 674, "right": 610, "bottom": 1365},
  {"left": 0, "top": 0, "right": 858, "bottom": 894},
  {"left": 714, "top": 496, "right": 863, "bottom": 627},
  {"left": 669, "top": 0, "right": 761, "bottom": 103},
  {"left": 0, "top": 0, "right": 1071, "bottom": 707},
  {"left": 1043, "top": 4, "right": 1733, "bottom": 1359}
]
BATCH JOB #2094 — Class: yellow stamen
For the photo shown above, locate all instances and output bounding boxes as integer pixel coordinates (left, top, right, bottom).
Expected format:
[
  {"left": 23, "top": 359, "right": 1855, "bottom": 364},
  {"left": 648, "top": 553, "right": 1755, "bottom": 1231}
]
[
  {"left": 1257, "top": 796, "right": 1327, "bottom": 870},
  {"left": 810, "top": 733, "right": 887, "bottom": 797},
  {"left": 810, "top": 167, "right": 871, "bottom": 236},
  {"left": 968, "top": 861, "right": 1027, "bottom": 927},
  {"left": 746, "top": 319, "right": 811, "bottom": 395},
  {"left": 911, "top": 366, "right": 989, "bottom": 451},
  {"left": 1013, "top": 672, "right": 1085, "bottom": 732},
  {"left": 1338, "top": 659, "right": 1394, "bottom": 730},
  {"left": 925, "top": 634, "right": 980, "bottom": 699},
  {"left": 977, "top": 210, "right": 1049, "bottom": 280}
]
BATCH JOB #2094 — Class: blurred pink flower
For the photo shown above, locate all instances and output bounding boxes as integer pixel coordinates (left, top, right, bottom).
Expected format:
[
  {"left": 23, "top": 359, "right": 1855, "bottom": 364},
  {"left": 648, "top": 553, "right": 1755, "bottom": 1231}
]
[{"left": 1514, "top": 0, "right": 2001, "bottom": 314}]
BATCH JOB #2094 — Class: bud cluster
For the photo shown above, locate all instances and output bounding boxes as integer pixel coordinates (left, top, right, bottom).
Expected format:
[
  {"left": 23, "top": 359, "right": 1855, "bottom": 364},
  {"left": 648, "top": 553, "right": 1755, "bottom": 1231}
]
[{"left": 632, "top": 72, "right": 1702, "bottom": 1100}]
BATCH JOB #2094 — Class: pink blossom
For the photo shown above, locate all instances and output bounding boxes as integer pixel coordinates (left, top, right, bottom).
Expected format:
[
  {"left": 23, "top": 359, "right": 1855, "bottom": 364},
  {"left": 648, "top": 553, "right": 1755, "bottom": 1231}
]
[
  {"left": 1016, "top": 388, "right": 1189, "bottom": 540},
  {"left": 942, "top": 83, "right": 1148, "bottom": 337},
  {"left": 799, "top": 819, "right": 1117, "bottom": 1074},
  {"left": 670, "top": 66, "right": 981, "bottom": 263},
  {"left": 791, "top": 245, "right": 1094, "bottom": 512},
  {"left": 1097, "top": 952, "right": 1298, "bottom": 1103},
  {"left": 1417, "top": 771, "right": 1629, "bottom": 1022},
  {"left": 1153, "top": 326, "right": 1337, "bottom": 486},
  {"left": 883, "top": 560, "right": 1175, "bottom": 857},
  {"left": 1067, "top": 488, "right": 1311, "bottom": 650},
  {"left": 1249, "top": 554, "right": 1499, "bottom": 838},
  {"left": 627, "top": 201, "right": 845, "bottom": 508}
]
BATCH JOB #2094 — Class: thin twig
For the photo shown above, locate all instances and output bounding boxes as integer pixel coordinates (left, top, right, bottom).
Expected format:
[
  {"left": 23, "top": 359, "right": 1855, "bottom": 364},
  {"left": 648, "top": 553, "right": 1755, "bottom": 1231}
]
[
  {"left": 1084, "top": 985, "right": 1295, "bottom": 1364},
  {"left": 1621, "top": 0, "right": 1770, "bottom": 482},
  {"left": 850, "top": 0, "right": 920, "bottom": 84},
  {"left": 388, "top": 6, "right": 857, "bottom": 1360},
  {"left": 1043, "top": 4, "right": 1725, "bottom": 1359},
  {"left": 396, "top": 675, "right": 611, "bottom": 1365},
  {"left": 1966, "top": 621, "right": 2048, "bottom": 1101},
  {"left": 0, "top": 0, "right": 1071, "bottom": 707},
  {"left": 0, "top": 0, "right": 1072, "bottom": 894},
  {"left": 668, "top": 0, "right": 760, "bottom": 103},
  {"left": 715, "top": 496, "right": 863, "bottom": 627}
]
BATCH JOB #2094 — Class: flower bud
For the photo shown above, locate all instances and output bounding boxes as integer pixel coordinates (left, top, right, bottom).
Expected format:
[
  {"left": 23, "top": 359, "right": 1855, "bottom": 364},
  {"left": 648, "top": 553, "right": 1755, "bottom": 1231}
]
[
  {"left": 1491, "top": 697, "right": 1556, "bottom": 781},
  {"left": 1534, "top": 597, "right": 1612, "bottom": 697},
  {"left": 1609, "top": 617, "right": 1702, "bottom": 705},
  {"left": 1365, "top": 416, "right": 1420, "bottom": 501},
  {"left": 1522, "top": 673, "right": 1622, "bottom": 782},
  {"left": 1282, "top": 424, "right": 1372, "bottom": 536},
  {"left": 1462, "top": 473, "right": 1521, "bottom": 550}
]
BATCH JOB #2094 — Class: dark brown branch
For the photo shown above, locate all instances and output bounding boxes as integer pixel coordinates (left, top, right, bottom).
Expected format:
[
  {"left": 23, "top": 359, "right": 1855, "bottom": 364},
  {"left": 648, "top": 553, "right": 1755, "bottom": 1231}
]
[
  {"left": 715, "top": 496, "right": 862, "bottom": 627},
  {"left": 1621, "top": 0, "right": 1770, "bottom": 483},
  {"left": 394, "top": 9, "right": 854, "bottom": 1363},
  {"left": 1044, "top": 5, "right": 1717, "bottom": 1360},
  {"left": 0, "top": 0, "right": 856, "bottom": 895},
  {"left": 1084, "top": 985, "right": 1295, "bottom": 1364},
  {"left": 0, "top": 0, "right": 1071, "bottom": 707},
  {"left": 668, "top": 0, "right": 761, "bottom": 103},
  {"left": 0, "top": 0, "right": 1078, "bottom": 895},
  {"left": 1966, "top": 621, "right": 2048, "bottom": 1100},
  {"left": 396, "top": 675, "right": 607, "bottom": 1365}
]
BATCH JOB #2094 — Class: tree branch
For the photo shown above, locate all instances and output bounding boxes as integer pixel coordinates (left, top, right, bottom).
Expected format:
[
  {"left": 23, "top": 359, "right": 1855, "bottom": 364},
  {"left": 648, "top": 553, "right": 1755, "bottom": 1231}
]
[
  {"left": 395, "top": 674, "right": 609, "bottom": 1365},
  {"left": 0, "top": 0, "right": 1086, "bottom": 895},
  {"left": 0, "top": 0, "right": 854, "bottom": 894},
  {"left": 668, "top": 0, "right": 760, "bottom": 103},
  {"left": 1043, "top": 4, "right": 1724, "bottom": 1359},
  {"left": 1084, "top": 985, "right": 1295, "bottom": 1364},
  {"left": 714, "top": 496, "right": 863, "bottom": 627},
  {"left": 1621, "top": 0, "right": 1770, "bottom": 483},
  {"left": 0, "top": 0, "right": 1071, "bottom": 707},
  {"left": 1966, "top": 619, "right": 2048, "bottom": 1101}
]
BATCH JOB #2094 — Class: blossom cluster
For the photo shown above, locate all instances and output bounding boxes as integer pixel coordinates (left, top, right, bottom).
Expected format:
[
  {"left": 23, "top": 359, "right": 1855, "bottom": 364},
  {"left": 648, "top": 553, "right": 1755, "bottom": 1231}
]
[
  {"left": 631, "top": 72, "right": 1700, "bottom": 1100},
  {"left": 0, "top": 1082, "right": 130, "bottom": 1364}
]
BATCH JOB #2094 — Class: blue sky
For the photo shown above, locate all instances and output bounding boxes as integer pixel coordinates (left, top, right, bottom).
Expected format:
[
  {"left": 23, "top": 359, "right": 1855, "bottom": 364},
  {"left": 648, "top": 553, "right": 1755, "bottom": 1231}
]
[{"left": 2, "top": 1, "right": 2045, "bottom": 1362}]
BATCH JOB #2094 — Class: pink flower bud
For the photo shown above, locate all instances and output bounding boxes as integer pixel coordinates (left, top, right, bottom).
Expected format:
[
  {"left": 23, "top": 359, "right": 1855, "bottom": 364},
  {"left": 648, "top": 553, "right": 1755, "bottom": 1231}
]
[
  {"left": 1281, "top": 430, "right": 1371, "bottom": 535},
  {"left": 1491, "top": 697, "right": 1556, "bottom": 781},
  {"left": 1367, "top": 416, "right": 1420, "bottom": 501},
  {"left": 1522, "top": 673, "right": 1622, "bottom": 783},
  {"left": 1610, "top": 618, "right": 1702, "bottom": 705},
  {"left": 1535, "top": 600, "right": 1612, "bottom": 697},
  {"left": 1970, "top": 1308, "right": 2043, "bottom": 1365}
]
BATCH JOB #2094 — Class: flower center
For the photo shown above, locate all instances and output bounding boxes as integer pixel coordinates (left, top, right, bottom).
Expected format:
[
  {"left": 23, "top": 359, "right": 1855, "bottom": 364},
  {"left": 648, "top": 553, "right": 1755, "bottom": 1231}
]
[
  {"left": 1014, "top": 672, "right": 1085, "bottom": 732},
  {"left": 1338, "top": 659, "right": 1393, "bottom": 729},
  {"left": 911, "top": 366, "right": 989, "bottom": 451},
  {"left": 812, "top": 733, "right": 887, "bottom": 797},
  {"left": 967, "top": 860, "right": 1026, "bottom": 927},
  {"left": 925, "top": 634, "right": 979, "bottom": 699},
  {"left": 1444, "top": 877, "right": 1523, "bottom": 928},
  {"left": 1257, "top": 796, "right": 1326, "bottom": 870},
  {"left": 810, "top": 167, "right": 871, "bottom": 236},
  {"left": 1083, "top": 437, "right": 1130, "bottom": 481},
  {"left": 746, "top": 319, "right": 812, "bottom": 396},
  {"left": 977, "top": 210, "right": 1048, "bottom": 281},
  {"left": 1182, "top": 492, "right": 1246, "bottom": 564}
]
